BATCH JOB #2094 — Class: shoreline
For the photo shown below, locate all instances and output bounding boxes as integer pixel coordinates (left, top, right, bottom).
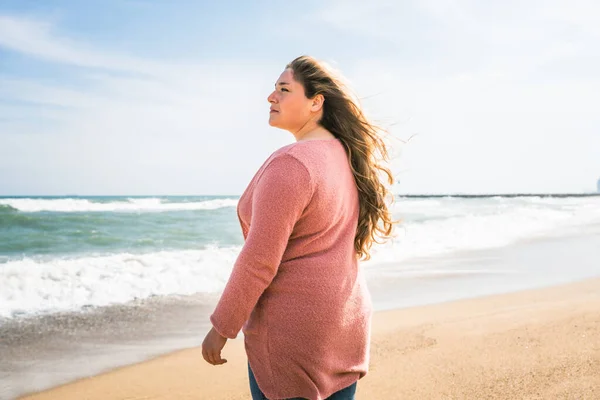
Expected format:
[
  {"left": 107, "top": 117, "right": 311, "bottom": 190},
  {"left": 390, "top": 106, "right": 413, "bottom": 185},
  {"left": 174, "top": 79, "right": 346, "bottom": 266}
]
[
  {"left": 2, "top": 231, "right": 600, "bottom": 399},
  {"left": 17, "top": 277, "right": 600, "bottom": 400}
]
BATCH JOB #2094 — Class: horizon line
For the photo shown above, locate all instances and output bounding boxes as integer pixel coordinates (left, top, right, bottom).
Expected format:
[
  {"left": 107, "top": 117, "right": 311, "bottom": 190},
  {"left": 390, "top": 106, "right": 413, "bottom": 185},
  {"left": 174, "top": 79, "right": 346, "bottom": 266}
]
[{"left": 1, "top": 193, "right": 599, "bottom": 198}]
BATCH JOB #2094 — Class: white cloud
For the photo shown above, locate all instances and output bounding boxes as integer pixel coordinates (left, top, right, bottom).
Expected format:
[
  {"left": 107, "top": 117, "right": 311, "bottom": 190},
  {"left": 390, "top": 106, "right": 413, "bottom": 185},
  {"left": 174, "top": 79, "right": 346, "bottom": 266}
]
[
  {"left": 0, "top": 15, "right": 167, "bottom": 75},
  {"left": 323, "top": 0, "right": 600, "bottom": 193},
  {"left": 317, "top": 0, "right": 599, "bottom": 82}
]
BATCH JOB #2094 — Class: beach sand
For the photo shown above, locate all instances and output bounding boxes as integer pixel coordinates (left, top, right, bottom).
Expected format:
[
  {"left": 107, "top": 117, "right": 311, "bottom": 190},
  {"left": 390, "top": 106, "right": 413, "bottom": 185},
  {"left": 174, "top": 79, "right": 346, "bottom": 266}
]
[{"left": 19, "top": 277, "right": 599, "bottom": 400}]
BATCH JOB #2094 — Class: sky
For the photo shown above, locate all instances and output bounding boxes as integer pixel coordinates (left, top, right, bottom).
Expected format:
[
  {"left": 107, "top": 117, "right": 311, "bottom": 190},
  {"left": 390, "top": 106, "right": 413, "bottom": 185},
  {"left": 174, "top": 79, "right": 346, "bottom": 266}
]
[{"left": 0, "top": 0, "right": 599, "bottom": 195}]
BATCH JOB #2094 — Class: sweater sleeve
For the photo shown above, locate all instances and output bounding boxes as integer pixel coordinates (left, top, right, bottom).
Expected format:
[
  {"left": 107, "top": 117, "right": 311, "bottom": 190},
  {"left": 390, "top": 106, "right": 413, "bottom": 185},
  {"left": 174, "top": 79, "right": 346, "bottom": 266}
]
[{"left": 210, "top": 153, "right": 313, "bottom": 339}]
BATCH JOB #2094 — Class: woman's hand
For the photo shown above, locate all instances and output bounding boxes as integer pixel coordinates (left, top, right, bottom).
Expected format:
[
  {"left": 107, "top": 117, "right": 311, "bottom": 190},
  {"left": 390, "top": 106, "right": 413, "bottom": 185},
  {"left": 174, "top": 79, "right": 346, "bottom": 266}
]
[{"left": 202, "top": 326, "right": 228, "bottom": 365}]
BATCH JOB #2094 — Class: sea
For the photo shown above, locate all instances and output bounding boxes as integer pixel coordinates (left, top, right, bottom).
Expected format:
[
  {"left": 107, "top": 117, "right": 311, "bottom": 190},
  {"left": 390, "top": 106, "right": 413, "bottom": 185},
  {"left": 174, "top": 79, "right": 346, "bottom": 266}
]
[
  {"left": 1, "top": 194, "right": 600, "bottom": 320},
  {"left": 1, "top": 194, "right": 600, "bottom": 398}
]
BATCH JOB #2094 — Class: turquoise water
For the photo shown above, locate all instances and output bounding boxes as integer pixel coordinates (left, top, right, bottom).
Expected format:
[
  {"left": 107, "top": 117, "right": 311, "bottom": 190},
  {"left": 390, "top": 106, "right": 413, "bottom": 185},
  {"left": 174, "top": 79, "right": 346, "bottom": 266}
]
[{"left": 0, "top": 196, "right": 242, "bottom": 260}]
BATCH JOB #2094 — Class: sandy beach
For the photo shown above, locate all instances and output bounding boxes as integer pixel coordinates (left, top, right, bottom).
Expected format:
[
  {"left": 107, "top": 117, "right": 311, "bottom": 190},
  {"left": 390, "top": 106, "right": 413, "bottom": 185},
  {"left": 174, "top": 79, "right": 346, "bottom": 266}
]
[{"left": 18, "top": 277, "right": 599, "bottom": 400}]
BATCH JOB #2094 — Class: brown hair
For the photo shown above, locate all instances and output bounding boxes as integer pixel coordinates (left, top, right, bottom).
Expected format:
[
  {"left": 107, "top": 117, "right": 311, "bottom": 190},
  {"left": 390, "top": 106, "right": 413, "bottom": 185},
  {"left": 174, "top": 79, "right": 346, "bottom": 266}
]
[{"left": 286, "top": 55, "right": 398, "bottom": 261}]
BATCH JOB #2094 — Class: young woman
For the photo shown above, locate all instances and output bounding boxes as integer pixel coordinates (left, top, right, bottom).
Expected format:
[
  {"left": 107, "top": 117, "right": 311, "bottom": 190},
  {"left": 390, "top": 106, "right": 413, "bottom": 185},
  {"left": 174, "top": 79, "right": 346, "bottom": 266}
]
[{"left": 202, "top": 55, "right": 396, "bottom": 400}]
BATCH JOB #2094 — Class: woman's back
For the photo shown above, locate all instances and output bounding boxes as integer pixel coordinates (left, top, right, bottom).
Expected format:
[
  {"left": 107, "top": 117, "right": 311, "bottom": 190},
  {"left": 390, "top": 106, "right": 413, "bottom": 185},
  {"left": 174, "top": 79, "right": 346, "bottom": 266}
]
[
  {"left": 274, "top": 138, "right": 359, "bottom": 262},
  {"left": 211, "top": 138, "right": 373, "bottom": 400}
]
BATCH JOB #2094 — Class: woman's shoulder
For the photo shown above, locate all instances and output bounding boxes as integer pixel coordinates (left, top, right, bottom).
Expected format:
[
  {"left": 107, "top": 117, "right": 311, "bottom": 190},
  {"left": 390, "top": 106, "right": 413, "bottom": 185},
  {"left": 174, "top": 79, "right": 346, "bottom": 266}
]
[
  {"left": 261, "top": 139, "right": 344, "bottom": 188},
  {"left": 267, "top": 143, "right": 306, "bottom": 168},
  {"left": 265, "top": 147, "right": 311, "bottom": 179},
  {"left": 273, "top": 138, "right": 342, "bottom": 163}
]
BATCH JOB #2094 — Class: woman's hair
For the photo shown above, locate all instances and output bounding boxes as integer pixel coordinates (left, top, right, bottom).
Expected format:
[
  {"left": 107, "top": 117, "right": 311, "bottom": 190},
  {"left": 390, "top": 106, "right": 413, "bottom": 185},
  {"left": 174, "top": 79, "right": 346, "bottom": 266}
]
[{"left": 286, "top": 55, "right": 398, "bottom": 261}]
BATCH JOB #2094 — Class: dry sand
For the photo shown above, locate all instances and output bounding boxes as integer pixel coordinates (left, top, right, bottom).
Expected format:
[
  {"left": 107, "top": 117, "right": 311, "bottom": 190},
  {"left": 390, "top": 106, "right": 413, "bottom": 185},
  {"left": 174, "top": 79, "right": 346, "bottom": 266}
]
[{"left": 20, "top": 278, "right": 600, "bottom": 400}]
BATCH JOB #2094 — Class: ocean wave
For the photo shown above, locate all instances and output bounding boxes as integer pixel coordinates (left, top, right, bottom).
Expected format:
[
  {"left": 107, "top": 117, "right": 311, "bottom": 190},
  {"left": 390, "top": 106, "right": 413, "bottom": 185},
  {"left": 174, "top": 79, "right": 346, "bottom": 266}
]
[
  {"left": 0, "top": 246, "right": 241, "bottom": 319},
  {"left": 0, "top": 197, "right": 239, "bottom": 213},
  {"left": 2, "top": 196, "right": 600, "bottom": 319},
  {"left": 0, "top": 204, "right": 18, "bottom": 213}
]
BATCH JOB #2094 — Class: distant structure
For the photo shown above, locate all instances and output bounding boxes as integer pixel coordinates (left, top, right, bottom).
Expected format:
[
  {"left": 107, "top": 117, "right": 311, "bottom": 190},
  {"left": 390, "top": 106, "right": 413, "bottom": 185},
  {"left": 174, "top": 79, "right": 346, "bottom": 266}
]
[{"left": 597, "top": 177, "right": 600, "bottom": 193}]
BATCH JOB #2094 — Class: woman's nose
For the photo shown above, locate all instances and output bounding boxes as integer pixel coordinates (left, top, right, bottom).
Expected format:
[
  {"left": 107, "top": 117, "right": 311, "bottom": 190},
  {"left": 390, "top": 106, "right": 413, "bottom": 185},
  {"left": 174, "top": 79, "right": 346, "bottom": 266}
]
[{"left": 267, "top": 91, "right": 277, "bottom": 103}]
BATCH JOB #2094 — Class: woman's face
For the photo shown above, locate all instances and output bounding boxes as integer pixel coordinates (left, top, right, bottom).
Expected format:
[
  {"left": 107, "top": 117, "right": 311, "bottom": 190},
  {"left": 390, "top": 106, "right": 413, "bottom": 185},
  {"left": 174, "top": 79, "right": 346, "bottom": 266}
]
[{"left": 267, "top": 68, "right": 314, "bottom": 131}]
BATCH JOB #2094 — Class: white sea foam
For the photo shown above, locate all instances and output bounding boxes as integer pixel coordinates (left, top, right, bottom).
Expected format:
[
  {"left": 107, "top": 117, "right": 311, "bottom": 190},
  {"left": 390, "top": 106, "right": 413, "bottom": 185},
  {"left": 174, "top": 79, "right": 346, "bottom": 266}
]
[
  {"left": 0, "top": 197, "right": 238, "bottom": 213},
  {"left": 0, "top": 246, "right": 240, "bottom": 319},
  {"left": 369, "top": 196, "right": 600, "bottom": 265}
]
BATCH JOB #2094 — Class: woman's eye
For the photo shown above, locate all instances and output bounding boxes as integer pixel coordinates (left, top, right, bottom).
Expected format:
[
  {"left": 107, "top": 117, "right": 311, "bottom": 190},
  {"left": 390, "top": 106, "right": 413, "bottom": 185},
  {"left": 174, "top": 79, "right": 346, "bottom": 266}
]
[{"left": 281, "top": 88, "right": 289, "bottom": 92}]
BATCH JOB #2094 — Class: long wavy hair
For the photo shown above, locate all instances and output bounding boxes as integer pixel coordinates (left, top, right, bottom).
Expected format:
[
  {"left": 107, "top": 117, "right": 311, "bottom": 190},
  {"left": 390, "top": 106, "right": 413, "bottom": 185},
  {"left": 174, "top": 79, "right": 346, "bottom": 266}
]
[{"left": 286, "top": 55, "right": 398, "bottom": 261}]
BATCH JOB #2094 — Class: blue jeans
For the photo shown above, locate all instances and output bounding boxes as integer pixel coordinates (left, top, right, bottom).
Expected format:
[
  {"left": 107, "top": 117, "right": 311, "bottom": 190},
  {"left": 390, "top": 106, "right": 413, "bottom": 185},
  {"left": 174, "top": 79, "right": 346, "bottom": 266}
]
[{"left": 248, "top": 363, "right": 357, "bottom": 400}]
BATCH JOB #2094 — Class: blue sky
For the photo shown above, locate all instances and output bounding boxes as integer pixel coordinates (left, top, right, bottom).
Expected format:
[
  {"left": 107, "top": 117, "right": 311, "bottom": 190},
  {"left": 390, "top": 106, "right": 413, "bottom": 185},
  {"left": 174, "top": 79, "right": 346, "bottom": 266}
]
[{"left": 1, "top": 0, "right": 599, "bottom": 195}]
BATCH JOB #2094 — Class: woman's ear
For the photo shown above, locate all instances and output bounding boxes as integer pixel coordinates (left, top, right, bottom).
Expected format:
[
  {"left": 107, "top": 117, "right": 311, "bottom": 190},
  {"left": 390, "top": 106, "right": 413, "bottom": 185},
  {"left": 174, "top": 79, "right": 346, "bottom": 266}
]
[{"left": 310, "top": 94, "right": 325, "bottom": 112}]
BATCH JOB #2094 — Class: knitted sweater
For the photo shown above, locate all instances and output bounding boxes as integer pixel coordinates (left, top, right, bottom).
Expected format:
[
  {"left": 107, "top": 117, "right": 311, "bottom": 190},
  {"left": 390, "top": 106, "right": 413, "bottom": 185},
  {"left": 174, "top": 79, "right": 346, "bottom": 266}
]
[{"left": 210, "top": 138, "right": 372, "bottom": 400}]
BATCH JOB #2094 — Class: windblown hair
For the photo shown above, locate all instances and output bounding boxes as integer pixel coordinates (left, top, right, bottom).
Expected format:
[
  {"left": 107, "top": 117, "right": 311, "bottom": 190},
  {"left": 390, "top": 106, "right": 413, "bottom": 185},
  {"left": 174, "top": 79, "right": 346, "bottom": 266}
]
[{"left": 286, "top": 55, "right": 398, "bottom": 261}]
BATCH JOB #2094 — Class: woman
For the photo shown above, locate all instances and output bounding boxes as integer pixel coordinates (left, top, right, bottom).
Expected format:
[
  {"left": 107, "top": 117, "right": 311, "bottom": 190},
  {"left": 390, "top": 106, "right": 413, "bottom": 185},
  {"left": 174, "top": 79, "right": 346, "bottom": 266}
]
[{"left": 202, "top": 55, "right": 396, "bottom": 400}]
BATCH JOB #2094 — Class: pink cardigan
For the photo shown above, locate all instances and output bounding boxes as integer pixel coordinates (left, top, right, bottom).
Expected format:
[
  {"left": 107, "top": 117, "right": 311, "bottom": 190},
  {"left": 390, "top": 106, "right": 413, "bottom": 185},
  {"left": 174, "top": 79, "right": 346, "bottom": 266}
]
[{"left": 210, "top": 139, "right": 372, "bottom": 400}]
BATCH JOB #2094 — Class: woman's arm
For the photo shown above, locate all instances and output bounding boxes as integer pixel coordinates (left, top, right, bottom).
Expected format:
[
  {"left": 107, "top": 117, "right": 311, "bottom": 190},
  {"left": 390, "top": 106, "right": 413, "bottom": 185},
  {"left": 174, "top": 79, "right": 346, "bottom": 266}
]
[{"left": 209, "top": 153, "right": 313, "bottom": 339}]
